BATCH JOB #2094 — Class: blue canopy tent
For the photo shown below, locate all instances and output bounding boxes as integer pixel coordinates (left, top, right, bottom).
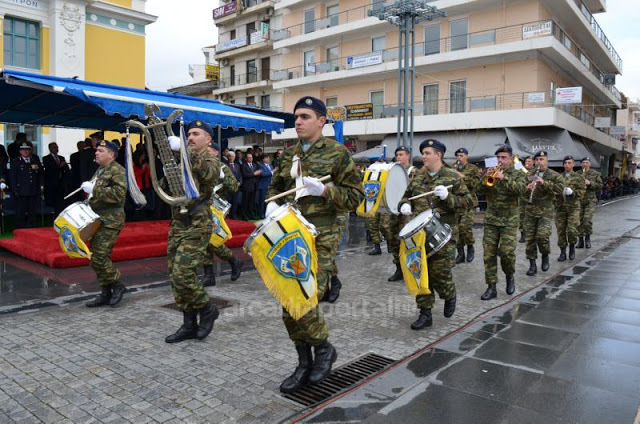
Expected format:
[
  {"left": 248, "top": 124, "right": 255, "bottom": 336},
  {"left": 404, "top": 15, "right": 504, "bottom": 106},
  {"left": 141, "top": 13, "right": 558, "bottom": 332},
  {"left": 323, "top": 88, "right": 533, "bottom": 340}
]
[{"left": 0, "top": 69, "right": 287, "bottom": 135}]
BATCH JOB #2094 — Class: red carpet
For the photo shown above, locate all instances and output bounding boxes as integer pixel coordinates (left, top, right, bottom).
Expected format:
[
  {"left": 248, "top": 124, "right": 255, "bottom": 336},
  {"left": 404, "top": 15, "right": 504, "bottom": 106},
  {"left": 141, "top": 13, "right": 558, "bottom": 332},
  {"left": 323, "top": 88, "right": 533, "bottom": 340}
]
[{"left": 0, "top": 219, "right": 256, "bottom": 269}]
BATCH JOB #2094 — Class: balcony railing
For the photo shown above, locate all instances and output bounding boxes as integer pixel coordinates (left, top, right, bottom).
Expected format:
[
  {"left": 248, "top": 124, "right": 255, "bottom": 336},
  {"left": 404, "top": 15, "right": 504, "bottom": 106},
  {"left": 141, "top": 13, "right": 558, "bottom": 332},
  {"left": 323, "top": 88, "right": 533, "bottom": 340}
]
[
  {"left": 216, "top": 69, "right": 275, "bottom": 89},
  {"left": 579, "top": 1, "right": 622, "bottom": 69},
  {"left": 273, "top": 20, "right": 620, "bottom": 102}
]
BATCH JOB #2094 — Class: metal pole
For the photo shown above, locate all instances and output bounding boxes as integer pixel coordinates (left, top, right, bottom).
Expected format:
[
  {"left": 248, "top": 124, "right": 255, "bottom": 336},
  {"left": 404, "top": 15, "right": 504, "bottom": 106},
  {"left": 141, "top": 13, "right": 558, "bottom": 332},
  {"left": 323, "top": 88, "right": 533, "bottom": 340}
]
[
  {"left": 409, "top": 15, "right": 416, "bottom": 159},
  {"left": 403, "top": 17, "right": 410, "bottom": 147},
  {"left": 397, "top": 22, "right": 403, "bottom": 149}
]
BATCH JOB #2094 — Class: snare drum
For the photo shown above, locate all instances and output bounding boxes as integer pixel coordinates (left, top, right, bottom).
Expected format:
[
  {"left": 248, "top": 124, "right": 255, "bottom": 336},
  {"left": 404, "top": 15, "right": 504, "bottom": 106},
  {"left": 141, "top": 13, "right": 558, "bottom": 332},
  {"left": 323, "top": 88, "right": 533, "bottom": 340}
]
[
  {"left": 212, "top": 193, "right": 231, "bottom": 217},
  {"left": 399, "top": 209, "right": 451, "bottom": 257},
  {"left": 54, "top": 202, "right": 101, "bottom": 241},
  {"left": 358, "top": 162, "right": 409, "bottom": 216}
]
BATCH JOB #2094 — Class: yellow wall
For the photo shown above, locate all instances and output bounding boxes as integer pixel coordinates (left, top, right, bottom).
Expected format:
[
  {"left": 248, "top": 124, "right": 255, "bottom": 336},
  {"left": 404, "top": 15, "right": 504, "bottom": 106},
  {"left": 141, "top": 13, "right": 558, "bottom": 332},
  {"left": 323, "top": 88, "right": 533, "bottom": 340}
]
[
  {"left": 41, "top": 26, "right": 50, "bottom": 75},
  {"left": 104, "top": 0, "right": 132, "bottom": 8}
]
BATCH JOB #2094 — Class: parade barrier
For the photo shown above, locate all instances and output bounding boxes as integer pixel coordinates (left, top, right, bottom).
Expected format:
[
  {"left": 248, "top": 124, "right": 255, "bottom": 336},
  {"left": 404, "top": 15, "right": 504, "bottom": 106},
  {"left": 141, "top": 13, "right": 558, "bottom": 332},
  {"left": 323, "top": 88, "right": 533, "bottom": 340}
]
[{"left": 0, "top": 219, "right": 256, "bottom": 269}]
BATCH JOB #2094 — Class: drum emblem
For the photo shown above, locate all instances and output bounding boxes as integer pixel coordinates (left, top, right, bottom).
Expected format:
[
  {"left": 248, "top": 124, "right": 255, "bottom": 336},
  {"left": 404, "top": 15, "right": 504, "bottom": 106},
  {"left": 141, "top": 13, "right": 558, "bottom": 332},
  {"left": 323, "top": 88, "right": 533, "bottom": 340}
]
[
  {"left": 61, "top": 228, "right": 80, "bottom": 254},
  {"left": 363, "top": 181, "right": 381, "bottom": 201},
  {"left": 268, "top": 230, "right": 312, "bottom": 281},
  {"left": 211, "top": 214, "right": 220, "bottom": 231},
  {"left": 406, "top": 248, "right": 422, "bottom": 283}
]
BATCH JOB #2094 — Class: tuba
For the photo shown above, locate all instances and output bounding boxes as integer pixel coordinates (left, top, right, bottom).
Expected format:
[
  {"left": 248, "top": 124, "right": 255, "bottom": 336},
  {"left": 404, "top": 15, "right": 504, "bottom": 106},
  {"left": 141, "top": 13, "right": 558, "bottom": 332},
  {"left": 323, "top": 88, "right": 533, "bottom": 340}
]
[{"left": 126, "top": 104, "right": 198, "bottom": 214}]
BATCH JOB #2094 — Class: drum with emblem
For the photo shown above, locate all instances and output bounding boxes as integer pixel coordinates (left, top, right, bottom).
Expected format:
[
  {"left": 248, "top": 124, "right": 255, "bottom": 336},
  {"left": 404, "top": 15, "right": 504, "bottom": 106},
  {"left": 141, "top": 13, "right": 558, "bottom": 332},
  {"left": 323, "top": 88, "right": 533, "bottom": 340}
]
[
  {"left": 53, "top": 202, "right": 102, "bottom": 259},
  {"left": 358, "top": 162, "right": 408, "bottom": 216},
  {"left": 399, "top": 209, "right": 451, "bottom": 257},
  {"left": 212, "top": 193, "right": 231, "bottom": 217}
]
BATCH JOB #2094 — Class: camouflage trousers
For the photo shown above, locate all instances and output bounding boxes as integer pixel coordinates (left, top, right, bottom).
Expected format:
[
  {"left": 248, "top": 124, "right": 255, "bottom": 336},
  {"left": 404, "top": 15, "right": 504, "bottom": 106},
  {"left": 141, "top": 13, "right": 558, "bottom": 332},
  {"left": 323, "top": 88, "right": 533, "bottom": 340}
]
[
  {"left": 332, "top": 213, "right": 349, "bottom": 276},
  {"left": 382, "top": 214, "right": 407, "bottom": 264},
  {"left": 167, "top": 218, "right": 211, "bottom": 313},
  {"left": 416, "top": 240, "right": 456, "bottom": 310},
  {"left": 483, "top": 223, "right": 518, "bottom": 285},
  {"left": 555, "top": 206, "right": 581, "bottom": 247},
  {"left": 368, "top": 214, "right": 383, "bottom": 244},
  {"left": 90, "top": 226, "right": 122, "bottom": 287},
  {"left": 524, "top": 213, "right": 552, "bottom": 259},
  {"left": 203, "top": 242, "right": 233, "bottom": 266},
  {"left": 283, "top": 221, "right": 342, "bottom": 346},
  {"left": 518, "top": 199, "right": 527, "bottom": 232},
  {"left": 579, "top": 196, "right": 597, "bottom": 236},
  {"left": 456, "top": 208, "right": 475, "bottom": 246}
]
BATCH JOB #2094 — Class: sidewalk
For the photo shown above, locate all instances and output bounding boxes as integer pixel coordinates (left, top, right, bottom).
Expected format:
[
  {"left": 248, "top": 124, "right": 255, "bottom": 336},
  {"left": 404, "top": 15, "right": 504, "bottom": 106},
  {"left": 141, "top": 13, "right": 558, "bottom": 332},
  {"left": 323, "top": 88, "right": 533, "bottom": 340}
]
[{"left": 0, "top": 196, "right": 639, "bottom": 423}]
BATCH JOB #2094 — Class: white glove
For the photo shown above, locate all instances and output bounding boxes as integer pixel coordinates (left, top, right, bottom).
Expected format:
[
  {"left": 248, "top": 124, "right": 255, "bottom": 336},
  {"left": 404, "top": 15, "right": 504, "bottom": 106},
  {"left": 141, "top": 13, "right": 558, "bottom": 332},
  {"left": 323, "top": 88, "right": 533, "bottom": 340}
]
[
  {"left": 81, "top": 181, "right": 94, "bottom": 194},
  {"left": 168, "top": 135, "right": 181, "bottom": 152},
  {"left": 400, "top": 203, "right": 412, "bottom": 216},
  {"left": 564, "top": 187, "right": 573, "bottom": 196},
  {"left": 434, "top": 185, "right": 449, "bottom": 200},
  {"left": 0, "top": 183, "right": 6, "bottom": 190},
  {"left": 265, "top": 201, "right": 279, "bottom": 219},
  {"left": 302, "top": 176, "right": 325, "bottom": 197}
]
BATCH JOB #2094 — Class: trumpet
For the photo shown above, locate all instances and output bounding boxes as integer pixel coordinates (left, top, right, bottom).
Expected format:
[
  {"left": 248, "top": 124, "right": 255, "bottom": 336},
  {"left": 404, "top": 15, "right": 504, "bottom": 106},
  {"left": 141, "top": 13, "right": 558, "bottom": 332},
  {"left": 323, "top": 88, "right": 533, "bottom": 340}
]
[
  {"left": 528, "top": 166, "right": 541, "bottom": 204},
  {"left": 483, "top": 167, "right": 501, "bottom": 187}
]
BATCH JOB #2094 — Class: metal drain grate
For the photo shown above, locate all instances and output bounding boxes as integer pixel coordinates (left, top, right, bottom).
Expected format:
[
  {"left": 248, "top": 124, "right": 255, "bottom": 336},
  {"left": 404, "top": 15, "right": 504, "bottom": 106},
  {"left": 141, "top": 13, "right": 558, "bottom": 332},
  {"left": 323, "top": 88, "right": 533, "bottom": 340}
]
[
  {"left": 282, "top": 353, "right": 396, "bottom": 406},
  {"left": 161, "top": 296, "right": 235, "bottom": 311}
]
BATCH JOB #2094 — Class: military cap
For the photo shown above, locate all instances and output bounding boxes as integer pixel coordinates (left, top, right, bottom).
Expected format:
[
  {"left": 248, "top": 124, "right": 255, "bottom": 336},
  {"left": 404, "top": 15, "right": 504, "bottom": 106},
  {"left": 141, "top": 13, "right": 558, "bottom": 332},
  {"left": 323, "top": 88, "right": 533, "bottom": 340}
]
[
  {"left": 419, "top": 138, "right": 446, "bottom": 153},
  {"left": 294, "top": 96, "right": 327, "bottom": 116},
  {"left": 395, "top": 146, "right": 410, "bottom": 154},
  {"left": 210, "top": 142, "right": 221, "bottom": 151},
  {"left": 187, "top": 120, "right": 214, "bottom": 138},
  {"left": 523, "top": 155, "right": 532, "bottom": 161},
  {"left": 494, "top": 144, "right": 512, "bottom": 155},
  {"left": 455, "top": 147, "right": 469, "bottom": 155},
  {"left": 98, "top": 140, "right": 119, "bottom": 154},
  {"left": 580, "top": 157, "right": 591, "bottom": 163},
  {"left": 19, "top": 142, "right": 31, "bottom": 150},
  {"left": 563, "top": 155, "right": 574, "bottom": 162}
]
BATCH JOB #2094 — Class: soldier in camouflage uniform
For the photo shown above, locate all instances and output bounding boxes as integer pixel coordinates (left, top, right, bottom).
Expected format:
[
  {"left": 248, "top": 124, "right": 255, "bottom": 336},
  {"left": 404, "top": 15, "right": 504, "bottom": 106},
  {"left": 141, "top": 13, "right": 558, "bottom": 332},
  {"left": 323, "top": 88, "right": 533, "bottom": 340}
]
[
  {"left": 477, "top": 145, "right": 526, "bottom": 300},
  {"left": 399, "top": 139, "right": 474, "bottom": 330},
  {"left": 164, "top": 121, "right": 223, "bottom": 344},
  {"left": 518, "top": 156, "right": 534, "bottom": 242},
  {"left": 555, "top": 156, "right": 586, "bottom": 262},
  {"left": 524, "top": 151, "right": 564, "bottom": 276},
  {"left": 199, "top": 143, "right": 243, "bottom": 287},
  {"left": 577, "top": 157, "right": 603, "bottom": 249},
  {"left": 323, "top": 211, "right": 349, "bottom": 303},
  {"left": 381, "top": 146, "right": 418, "bottom": 282},
  {"left": 452, "top": 148, "right": 481, "bottom": 264},
  {"left": 266, "top": 97, "right": 363, "bottom": 393},
  {"left": 367, "top": 213, "right": 383, "bottom": 254},
  {"left": 84, "top": 140, "right": 127, "bottom": 308}
]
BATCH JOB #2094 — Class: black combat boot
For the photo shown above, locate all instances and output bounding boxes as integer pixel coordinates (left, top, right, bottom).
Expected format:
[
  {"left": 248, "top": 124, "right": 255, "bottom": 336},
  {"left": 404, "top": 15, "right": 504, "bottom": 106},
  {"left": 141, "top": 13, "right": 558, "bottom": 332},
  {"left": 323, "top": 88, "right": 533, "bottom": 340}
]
[
  {"left": 541, "top": 255, "right": 550, "bottom": 272},
  {"left": 368, "top": 244, "right": 381, "bottom": 255},
  {"left": 466, "top": 245, "right": 475, "bottom": 262},
  {"left": 200, "top": 265, "right": 216, "bottom": 287},
  {"left": 455, "top": 246, "right": 465, "bottom": 264},
  {"left": 280, "top": 345, "right": 313, "bottom": 393},
  {"left": 196, "top": 301, "right": 220, "bottom": 340},
  {"left": 481, "top": 284, "right": 497, "bottom": 300},
  {"left": 230, "top": 257, "right": 243, "bottom": 281},
  {"left": 444, "top": 294, "right": 456, "bottom": 318},
  {"left": 109, "top": 281, "right": 126, "bottom": 307},
  {"left": 411, "top": 308, "right": 433, "bottom": 330},
  {"left": 557, "top": 248, "right": 567, "bottom": 262},
  {"left": 327, "top": 276, "right": 342, "bottom": 303},
  {"left": 519, "top": 232, "right": 525, "bottom": 243},
  {"left": 388, "top": 264, "right": 403, "bottom": 282},
  {"left": 576, "top": 236, "right": 585, "bottom": 248},
  {"left": 86, "top": 286, "right": 112, "bottom": 307},
  {"left": 506, "top": 275, "right": 515, "bottom": 295},
  {"left": 308, "top": 340, "right": 337, "bottom": 384},
  {"left": 569, "top": 244, "right": 576, "bottom": 260},
  {"left": 165, "top": 312, "right": 198, "bottom": 343},
  {"left": 526, "top": 259, "right": 537, "bottom": 276},
  {"left": 585, "top": 235, "right": 591, "bottom": 249}
]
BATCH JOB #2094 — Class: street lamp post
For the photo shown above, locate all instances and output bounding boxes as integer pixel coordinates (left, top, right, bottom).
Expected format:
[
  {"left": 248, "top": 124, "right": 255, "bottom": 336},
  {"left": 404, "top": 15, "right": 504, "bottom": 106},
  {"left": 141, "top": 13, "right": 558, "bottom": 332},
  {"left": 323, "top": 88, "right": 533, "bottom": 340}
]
[{"left": 369, "top": 0, "right": 445, "bottom": 158}]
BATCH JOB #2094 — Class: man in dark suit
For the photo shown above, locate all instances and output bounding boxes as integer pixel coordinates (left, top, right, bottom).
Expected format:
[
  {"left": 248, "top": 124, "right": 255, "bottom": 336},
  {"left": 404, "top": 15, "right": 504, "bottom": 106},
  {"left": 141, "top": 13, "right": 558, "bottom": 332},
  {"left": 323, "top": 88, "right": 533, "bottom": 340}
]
[
  {"left": 226, "top": 151, "right": 243, "bottom": 219},
  {"left": 42, "top": 142, "right": 70, "bottom": 215},
  {"left": 7, "top": 132, "right": 26, "bottom": 161},
  {"left": 10, "top": 142, "right": 43, "bottom": 228},
  {"left": 69, "top": 139, "right": 87, "bottom": 202},
  {"left": 240, "top": 153, "right": 259, "bottom": 220},
  {"left": 257, "top": 155, "right": 274, "bottom": 219},
  {"left": 79, "top": 132, "right": 100, "bottom": 182}
]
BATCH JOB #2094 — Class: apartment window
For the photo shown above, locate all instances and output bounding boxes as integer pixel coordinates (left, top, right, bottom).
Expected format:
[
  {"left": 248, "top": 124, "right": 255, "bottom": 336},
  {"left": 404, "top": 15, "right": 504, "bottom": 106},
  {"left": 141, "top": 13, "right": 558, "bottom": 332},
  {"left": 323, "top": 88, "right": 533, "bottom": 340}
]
[
  {"left": 424, "top": 25, "right": 440, "bottom": 55},
  {"left": 450, "top": 19, "right": 468, "bottom": 51},
  {"left": 246, "top": 96, "right": 256, "bottom": 106},
  {"left": 423, "top": 84, "right": 439, "bottom": 115},
  {"left": 261, "top": 95, "right": 270, "bottom": 109},
  {"left": 449, "top": 80, "right": 466, "bottom": 113},
  {"left": 326, "top": 46, "right": 339, "bottom": 71},
  {"left": 372, "top": 36, "right": 386, "bottom": 52},
  {"left": 230, "top": 29, "right": 236, "bottom": 40},
  {"left": 326, "top": 97, "right": 338, "bottom": 107},
  {"left": 230, "top": 65, "right": 236, "bottom": 86},
  {"left": 246, "top": 22, "right": 256, "bottom": 41},
  {"left": 304, "top": 9, "right": 316, "bottom": 34},
  {"left": 261, "top": 57, "right": 270, "bottom": 81},
  {"left": 3, "top": 17, "right": 40, "bottom": 69},
  {"left": 304, "top": 50, "right": 315, "bottom": 76},
  {"left": 327, "top": 5, "right": 339, "bottom": 27},
  {"left": 247, "top": 59, "right": 257, "bottom": 83},
  {"left": 4, "top": 124, "right": 40, "bottom": 155},
  {"left": 370, "top": 90, "right": 384, "bottom": 118}
]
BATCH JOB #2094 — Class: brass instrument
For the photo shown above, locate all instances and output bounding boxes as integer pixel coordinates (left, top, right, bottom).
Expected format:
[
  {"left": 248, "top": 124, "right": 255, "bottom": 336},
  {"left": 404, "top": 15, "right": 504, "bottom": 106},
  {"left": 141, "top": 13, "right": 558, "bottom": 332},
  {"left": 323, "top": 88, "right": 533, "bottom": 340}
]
[
  {"left": 528, "top": 166, "right": 541, "bottom": 204},
  {"left": 483, "top": 167, "right": 501, "bottom": 187},
  {"left": 513, "top": 154, "right": 529, "bottom": 174}
]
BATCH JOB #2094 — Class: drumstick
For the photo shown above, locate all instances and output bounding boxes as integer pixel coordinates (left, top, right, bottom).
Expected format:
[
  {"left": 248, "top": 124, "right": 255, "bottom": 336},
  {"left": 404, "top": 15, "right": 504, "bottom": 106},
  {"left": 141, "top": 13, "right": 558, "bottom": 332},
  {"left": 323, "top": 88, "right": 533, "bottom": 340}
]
[
  {"left": 266, "top": 175, "right": 331, "bottom": 202},
  {"left": 408, "top": 185, "right": 453, "bottom": 201},
  {"left": 64, "top": 187, "right": 83, "bottom": 200}
]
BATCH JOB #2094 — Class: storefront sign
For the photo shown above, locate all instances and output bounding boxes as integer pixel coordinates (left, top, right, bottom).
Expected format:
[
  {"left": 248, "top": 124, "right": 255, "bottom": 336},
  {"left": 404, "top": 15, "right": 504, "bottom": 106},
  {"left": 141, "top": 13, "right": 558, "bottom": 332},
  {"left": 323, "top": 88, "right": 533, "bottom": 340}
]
[
  {"left": 527, "top": 92, "right": 545, "bottom": 104},
  {"left": 609, "top": 126, "right": 626, "bottom": 136},
  {"left": 346, "top": 103, "right": 373, "bottom": 120},
  {"left": 216, "top": 36, "right": 247, "bottom": 53},
  {"left": 523, "top": 21, "right": 552, "bottom": 39},
  {"left": 347, "top": 52, "right": 383, "bottom": 69},
  {"left": 555, "top": 87, "right": 583, "bottom": 104},
  {"left": 594, "top": 117, "right": 611, "bottom": 128},
  {"left": 213, "top": 2, "right": 237, "bottom": 19},
  {"left": 327, "top": 106, "right": 347, "bottom": 122},
  {"left": 205, "top": 65, "right": 220, "bottom": 82}
]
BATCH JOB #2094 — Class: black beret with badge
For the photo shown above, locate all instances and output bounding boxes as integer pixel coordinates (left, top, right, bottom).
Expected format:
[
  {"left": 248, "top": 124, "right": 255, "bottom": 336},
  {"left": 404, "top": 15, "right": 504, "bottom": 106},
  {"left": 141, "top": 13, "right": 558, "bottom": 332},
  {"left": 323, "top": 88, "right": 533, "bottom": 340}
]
[
  {"left": 98, "top": 140, "right": 119, "bottom": 154},
  {"left": 533, "top": 151, "right": 547, "bottom": 159},
  {"left": 395, "top": 146, "right": 410, "bottom": 154},
  {"left": 187, "top": 120, "right": 215, "bottom": 138},
  {"left": 455, "top": 147, "right": 469, "bottom": 155},
  {"left": 563, "top": 155, "right": 574, "bottom": 162},
  {"left": 494, "top": 144, "right": 512, "bottom": 155},
  {"left": 419, "top": 138, "right": 446, "bottom": 153},
  {"left": 294, "top": 96, "right": 327, "bottom": 116},
  {"left": 580, "top": 157, "right": 591, "bottom": 163}
]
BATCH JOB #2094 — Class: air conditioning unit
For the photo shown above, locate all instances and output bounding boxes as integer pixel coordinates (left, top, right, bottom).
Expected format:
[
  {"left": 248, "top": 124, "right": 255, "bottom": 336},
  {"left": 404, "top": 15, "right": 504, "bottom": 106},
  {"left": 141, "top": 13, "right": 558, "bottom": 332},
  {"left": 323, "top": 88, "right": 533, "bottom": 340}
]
[{"left": 221, "top": 59, "right": 230, "bottom": 66}]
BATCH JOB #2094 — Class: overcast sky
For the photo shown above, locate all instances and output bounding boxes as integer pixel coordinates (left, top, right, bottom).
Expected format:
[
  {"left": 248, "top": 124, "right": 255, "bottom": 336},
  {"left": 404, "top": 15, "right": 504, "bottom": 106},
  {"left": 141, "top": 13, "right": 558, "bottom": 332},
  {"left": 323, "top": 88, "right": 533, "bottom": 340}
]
[{"left": 145, "top": 0, "right": 640, "bottom": 101}]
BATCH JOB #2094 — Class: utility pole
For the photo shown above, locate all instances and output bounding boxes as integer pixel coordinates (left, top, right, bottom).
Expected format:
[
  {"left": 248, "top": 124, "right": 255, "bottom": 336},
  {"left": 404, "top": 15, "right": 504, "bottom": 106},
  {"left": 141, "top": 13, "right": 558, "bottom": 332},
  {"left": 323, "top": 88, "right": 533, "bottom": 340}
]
[{"left": 369, "top": 0, "right": 445, "bottom": 158}]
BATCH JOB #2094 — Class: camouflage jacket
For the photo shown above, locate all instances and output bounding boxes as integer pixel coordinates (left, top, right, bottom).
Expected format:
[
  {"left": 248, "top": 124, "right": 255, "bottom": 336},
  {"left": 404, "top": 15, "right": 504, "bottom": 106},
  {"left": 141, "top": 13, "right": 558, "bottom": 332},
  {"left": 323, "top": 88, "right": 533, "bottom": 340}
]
[
  {"left": 89, "top": 160, "right": 126, "bottom": 230},
  {"left": 400, "top": 165, "right": 474, "bottom": 228},
  {"left": 456, "top": 162, "right": 481, "bottom": 206},
  {"left": 556, "top": 171, "right": 586, "bottom": 210},
  {"left": 214, "top": 162, "right": 239, "bottom": 198},
  {"left": 583, "top": 169, "right": 603, "bottom": 200},
  {"left": 267, "top": 136, "right": 364, "bottom": 226},
  {"left": 477, "top": 164, "right": 527, "bottom": 226},
  {"left": 524, "top": 167, "right": 563, "bottom": 216}
]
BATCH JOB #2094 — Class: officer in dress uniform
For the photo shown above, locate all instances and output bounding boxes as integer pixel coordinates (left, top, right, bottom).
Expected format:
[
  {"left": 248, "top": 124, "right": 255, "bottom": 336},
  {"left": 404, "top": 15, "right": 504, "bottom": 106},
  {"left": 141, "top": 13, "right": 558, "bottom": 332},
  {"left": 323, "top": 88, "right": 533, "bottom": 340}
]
[
  {"left": 452, "top": 148, "right": 482, "bottom": 264},
  {"left": 10, "top": 142, "right": 43, "bottom": 228}
]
